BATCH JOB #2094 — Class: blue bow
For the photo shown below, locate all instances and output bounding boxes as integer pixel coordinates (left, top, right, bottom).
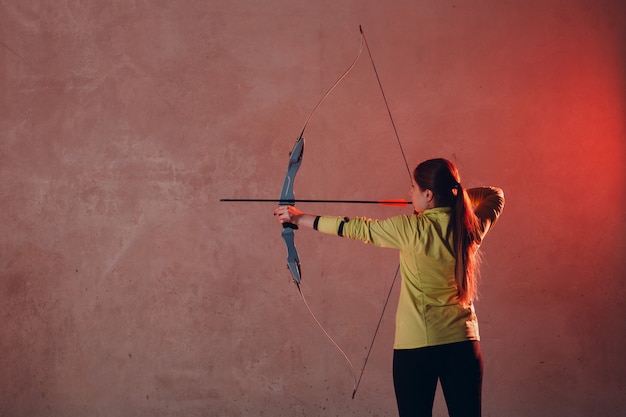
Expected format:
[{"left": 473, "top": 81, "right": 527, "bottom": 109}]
[{"left": 275, "top": 26, "right": 412, "bottom": 399}]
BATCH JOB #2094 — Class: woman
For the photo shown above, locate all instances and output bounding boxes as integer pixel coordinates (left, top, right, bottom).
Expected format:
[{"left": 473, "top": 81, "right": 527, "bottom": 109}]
[{"left": 274, "top": 158, "right": 505, "bottom": 417}]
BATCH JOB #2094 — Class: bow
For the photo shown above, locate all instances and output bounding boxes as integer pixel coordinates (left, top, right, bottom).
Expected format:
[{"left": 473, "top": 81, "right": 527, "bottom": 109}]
[{"left": 278, "top": 26, "right": 413, "bottom": 398}]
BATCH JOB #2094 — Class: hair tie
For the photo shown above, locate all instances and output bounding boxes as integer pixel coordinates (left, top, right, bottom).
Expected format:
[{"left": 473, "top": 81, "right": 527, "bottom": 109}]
[{"left": 452, "top": 182, "right": 461, "bottom": 197}]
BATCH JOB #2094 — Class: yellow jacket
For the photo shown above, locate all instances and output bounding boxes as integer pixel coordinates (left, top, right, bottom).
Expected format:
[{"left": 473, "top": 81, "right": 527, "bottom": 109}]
[{"left": 316, "top": 187, "right": 505, "bottom": 349}]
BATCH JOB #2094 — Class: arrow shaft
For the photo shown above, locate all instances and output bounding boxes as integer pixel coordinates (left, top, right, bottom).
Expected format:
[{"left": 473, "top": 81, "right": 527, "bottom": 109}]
[{"left": 220, "top": 198, "right": 409, "bottom": 206}]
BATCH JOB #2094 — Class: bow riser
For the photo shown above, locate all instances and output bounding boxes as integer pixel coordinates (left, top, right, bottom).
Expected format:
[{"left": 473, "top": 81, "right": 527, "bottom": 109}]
[{"left": 279, "top": 136, "right": 305, "bottom": 285}]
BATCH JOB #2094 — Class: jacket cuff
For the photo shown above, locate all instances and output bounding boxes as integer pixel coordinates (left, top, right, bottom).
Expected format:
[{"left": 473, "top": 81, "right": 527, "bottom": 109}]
[{"left": 315, "top": 216, "right": 346, "bottom": 236}]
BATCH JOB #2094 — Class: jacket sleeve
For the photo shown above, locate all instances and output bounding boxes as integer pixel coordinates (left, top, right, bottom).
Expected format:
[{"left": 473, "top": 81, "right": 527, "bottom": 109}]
[
  {"left": 467, "top": 187, "right": 505, "bottom": 238},
  {"left": 315, "top": 215, "right": 413, "bottom": 249}
]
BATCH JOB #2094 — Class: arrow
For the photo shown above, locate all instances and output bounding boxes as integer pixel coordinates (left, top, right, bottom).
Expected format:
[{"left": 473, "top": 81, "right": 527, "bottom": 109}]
[{"left": 220, "top": 198, "right": 409, "bottom": 207}]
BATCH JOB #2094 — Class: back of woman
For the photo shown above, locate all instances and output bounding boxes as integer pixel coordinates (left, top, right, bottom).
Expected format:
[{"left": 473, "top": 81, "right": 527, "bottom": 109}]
[{"left": 275, "top": 157, "right": 505, "bottom": 417}]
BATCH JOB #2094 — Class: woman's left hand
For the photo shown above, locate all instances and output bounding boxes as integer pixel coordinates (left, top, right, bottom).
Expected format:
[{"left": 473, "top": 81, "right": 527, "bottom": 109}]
[{"left": 274, "top": 205, "right": 304, "bottom": 225}]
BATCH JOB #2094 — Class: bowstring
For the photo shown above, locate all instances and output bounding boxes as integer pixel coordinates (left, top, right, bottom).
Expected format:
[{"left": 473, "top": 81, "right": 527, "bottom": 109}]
[
  {"left": 351, "top": 26, "right": 414, "bottom": 399},
  {"left": 294, "top": 27, "right": 413, "bottom": 398},
  {"left": 353, "top": 265, "right": 401, "bottom": 398},
  {"left": 360, "top": 25, "right": 412, "bottom": 180}
]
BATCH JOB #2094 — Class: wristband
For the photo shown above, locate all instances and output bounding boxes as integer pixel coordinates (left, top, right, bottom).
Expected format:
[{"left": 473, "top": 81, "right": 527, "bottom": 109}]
[
  {"left": 313, "top": 216, "right": 321, "bottom": 231},
  {"left": 337, "top": 217, "right": 350, "bottom": 237}
]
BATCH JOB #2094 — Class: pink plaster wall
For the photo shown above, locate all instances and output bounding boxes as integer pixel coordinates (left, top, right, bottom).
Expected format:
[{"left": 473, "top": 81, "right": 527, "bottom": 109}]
[{"left": 1, "top": 1, "right": 624, "bottom": 416}]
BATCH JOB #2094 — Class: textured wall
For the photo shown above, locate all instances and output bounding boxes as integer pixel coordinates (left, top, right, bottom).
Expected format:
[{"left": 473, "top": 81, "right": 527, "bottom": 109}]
[{"left": 1, "top": 1, "right": 624, "bottom": 416}]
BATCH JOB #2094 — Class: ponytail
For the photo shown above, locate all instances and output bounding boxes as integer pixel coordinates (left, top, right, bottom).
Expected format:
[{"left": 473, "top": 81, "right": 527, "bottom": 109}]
[
  {"left": 453, "top": 185, "right": 482, "bottom": 306},
  {"left": 414, "top": 159, "right": 482, "bottom": 306}
]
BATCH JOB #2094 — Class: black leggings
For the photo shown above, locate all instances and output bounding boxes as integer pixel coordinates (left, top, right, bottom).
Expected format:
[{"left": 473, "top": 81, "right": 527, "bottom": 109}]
[{"left": 393, "top": 341, "right": 483, "bottom": 417}]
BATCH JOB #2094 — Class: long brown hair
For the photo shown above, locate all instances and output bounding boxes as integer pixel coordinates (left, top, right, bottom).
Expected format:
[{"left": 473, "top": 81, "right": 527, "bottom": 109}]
[{"left": 413, "top": 158, "right": 482, "bottom": 305}]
